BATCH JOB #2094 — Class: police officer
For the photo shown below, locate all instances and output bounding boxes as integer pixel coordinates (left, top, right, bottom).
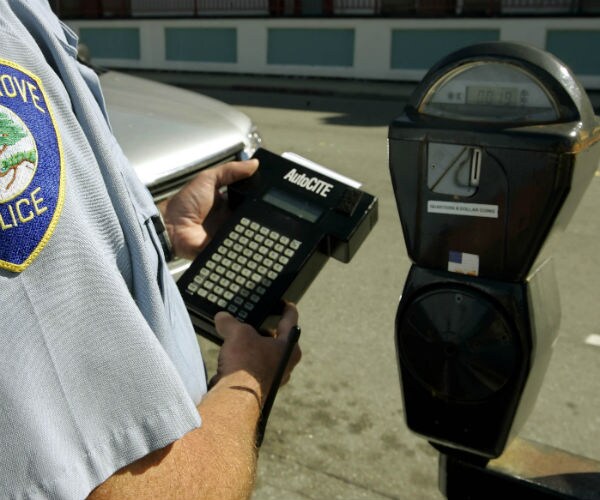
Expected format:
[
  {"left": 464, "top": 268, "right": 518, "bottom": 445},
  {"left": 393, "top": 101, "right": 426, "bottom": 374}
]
[{"left": 0, "top": 1, "right": 301, "bottom": 498}]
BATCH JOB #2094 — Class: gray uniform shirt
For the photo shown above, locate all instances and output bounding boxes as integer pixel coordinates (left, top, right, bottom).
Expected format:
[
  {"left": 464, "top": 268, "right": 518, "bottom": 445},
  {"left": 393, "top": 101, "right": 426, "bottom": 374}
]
[{"left": 0, "top": 1, "right": 207, "bottom": 498}]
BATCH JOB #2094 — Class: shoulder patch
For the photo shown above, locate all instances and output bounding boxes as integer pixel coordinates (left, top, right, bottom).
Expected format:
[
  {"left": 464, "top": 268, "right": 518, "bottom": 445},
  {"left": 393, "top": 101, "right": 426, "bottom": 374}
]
[{"left": 0, "top": 59, "right": 64, "bottom": 272}]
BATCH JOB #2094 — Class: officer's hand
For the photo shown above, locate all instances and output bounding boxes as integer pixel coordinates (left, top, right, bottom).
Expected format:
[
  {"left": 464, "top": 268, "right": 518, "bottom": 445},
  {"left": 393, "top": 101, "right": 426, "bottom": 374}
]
[
  {"left": 159, "top": 159, "right": 259, "bottom": 260},
  {"left": 209, "top": 303, "right": 302, "bottom": 406}
]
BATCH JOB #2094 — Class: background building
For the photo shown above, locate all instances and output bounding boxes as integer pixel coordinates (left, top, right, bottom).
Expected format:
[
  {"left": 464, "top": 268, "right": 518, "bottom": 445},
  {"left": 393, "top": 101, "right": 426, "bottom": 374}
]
[
  {"left": 50, "top": 0, "right": 600, "bottom": 17},
  {"left": 52, "top": 0, "right": 600, "bottom": 89}
]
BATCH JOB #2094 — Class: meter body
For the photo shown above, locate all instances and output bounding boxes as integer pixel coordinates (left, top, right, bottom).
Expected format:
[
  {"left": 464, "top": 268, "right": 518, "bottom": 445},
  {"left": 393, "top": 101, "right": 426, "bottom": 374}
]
[{"left": 389, "top": 42, "right": 600, "bottom": 458}]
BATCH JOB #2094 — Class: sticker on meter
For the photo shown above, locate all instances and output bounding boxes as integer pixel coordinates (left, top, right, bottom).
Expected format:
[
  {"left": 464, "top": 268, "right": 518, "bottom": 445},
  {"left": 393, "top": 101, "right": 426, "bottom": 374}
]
[
  {"left": 428, "top": 200, "right": 498, "bottom": 218},
  {"left": 448, "top": 251, "right": 479, "bottom": 276}
]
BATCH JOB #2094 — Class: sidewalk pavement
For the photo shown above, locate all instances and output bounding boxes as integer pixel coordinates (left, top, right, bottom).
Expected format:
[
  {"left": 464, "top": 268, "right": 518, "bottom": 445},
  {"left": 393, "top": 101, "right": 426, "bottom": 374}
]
[{"left": 127, "top": 68, "right": 600, "bottom": 499}]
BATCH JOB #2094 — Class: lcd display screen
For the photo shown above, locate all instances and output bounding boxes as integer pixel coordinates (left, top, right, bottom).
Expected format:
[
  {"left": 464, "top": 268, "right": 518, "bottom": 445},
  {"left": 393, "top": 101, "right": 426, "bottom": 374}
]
[{"left": 263, "top": 187, "right": 324, "bottom": 222}]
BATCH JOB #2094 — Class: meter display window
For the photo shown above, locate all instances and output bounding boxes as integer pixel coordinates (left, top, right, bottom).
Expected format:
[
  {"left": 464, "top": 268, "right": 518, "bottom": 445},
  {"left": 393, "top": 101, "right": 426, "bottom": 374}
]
[{"left": 419, "top": 61, "right": 560, "bottom": 123}]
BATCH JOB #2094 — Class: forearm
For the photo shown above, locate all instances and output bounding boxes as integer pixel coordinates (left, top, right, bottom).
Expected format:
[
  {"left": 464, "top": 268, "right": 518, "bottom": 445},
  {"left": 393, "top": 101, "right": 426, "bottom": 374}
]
[{"left": 88, "top": 372, "right": 263, "bottom": 500}]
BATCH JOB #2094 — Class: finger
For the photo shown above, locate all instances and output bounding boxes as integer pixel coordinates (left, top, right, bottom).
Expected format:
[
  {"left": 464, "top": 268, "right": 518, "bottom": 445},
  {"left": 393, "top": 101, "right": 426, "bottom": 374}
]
[
  {"left": 214, "top": 159, "right": 259, "bottom": 188},
  {"left": 214, "top": 311, "right": 243, "bottom": 341},
  {"left": 279, "top": 342, "right": 302, "bottom": 387},
  {"left": 261, "top": 327, "right": 277, "bottom": 338},
  {"left": 276, "top": 303, "right": 299, "bottom": 342}
]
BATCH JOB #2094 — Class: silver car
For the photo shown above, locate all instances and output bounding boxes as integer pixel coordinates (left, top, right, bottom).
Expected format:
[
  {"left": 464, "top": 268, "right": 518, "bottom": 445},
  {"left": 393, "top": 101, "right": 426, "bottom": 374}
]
[{"left": 97, "top": 69, "right": 262, "bottom": 275}]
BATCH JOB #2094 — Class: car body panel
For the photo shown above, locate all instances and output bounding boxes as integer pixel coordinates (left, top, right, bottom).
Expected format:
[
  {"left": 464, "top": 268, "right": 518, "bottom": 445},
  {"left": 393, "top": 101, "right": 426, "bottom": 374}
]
[{"left": 100, "top": 70, "right": 256, "bottom": 198}]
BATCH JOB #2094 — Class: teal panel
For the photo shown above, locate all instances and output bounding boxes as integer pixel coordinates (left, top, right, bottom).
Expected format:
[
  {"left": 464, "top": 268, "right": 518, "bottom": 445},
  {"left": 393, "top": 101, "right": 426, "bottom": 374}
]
[
  {"left": 547, "top": 30, "right": 600, "bottom": 75},
  {"left": 268, "top": 29, "right": 354, "bottom": 67},
  {"left": 391, "top": 29, "right": 499, "bottom": 70},
  {"left": 302, "top": 0, "right": 323, "bottom": 14},
  {"left": 79, "top": 28, "right": 140, "bottom": 60},
  {"left": 165, "top": 28, "right": 237, "bottom": 63}
]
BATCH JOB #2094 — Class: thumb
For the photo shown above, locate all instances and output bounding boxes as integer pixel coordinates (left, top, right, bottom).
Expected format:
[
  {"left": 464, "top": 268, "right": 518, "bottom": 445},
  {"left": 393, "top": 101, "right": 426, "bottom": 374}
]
[
  {"left": 214, "top": 159, "right": 259, "bottom": 188},
  {"left": 214, "top": 311, "right": 241, "bottom": 341}
]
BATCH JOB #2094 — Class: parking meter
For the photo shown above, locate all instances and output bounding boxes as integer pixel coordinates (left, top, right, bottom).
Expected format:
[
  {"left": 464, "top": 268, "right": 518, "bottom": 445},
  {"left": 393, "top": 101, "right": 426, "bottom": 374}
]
[{"left": 389, "top": 42, "right": 600, "bottom": 459}]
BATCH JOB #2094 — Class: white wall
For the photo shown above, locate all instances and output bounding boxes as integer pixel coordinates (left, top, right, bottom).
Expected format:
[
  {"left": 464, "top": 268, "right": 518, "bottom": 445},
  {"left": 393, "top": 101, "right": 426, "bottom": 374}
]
[{"left": 68, "top": 16, "right": 600, "bottom": 89}]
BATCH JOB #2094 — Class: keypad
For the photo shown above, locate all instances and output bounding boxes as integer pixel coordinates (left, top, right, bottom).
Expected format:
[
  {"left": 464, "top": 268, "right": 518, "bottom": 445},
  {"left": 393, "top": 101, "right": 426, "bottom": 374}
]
[{"left": 186, "top": 217, "right": 302, "bottom": 321}]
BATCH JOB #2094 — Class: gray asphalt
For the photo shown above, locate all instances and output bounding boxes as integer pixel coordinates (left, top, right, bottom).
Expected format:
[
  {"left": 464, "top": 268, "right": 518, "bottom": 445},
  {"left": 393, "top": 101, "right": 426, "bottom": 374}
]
[{"left": 132, "top": 70, "right": 600, "bottom": 499}]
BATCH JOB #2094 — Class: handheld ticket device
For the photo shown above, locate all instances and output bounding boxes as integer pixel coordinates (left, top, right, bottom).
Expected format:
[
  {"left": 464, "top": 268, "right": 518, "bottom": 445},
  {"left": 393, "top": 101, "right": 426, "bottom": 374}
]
[
  {"left": 389, "top": 42, "right": 600, "bottom": 460},
  {"left": 179, "top": 148, "right": 378, "bottom": 343}
]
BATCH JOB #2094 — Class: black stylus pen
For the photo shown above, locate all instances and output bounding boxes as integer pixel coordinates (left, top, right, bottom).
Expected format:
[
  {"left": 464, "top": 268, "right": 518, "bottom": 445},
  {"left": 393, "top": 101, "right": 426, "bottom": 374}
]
[{"left": 256, "top": 325, "right": 301, "bottom": 448}]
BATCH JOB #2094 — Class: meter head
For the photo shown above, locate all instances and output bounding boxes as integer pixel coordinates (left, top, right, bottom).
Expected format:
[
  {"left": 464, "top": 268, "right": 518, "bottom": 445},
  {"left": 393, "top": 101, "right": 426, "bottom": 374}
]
[
  {"left": 405, "top": 41, "right": 594, "bottom": 128},
  {"left": 389, "top": 42, "right": 600, "bottom": 282}
]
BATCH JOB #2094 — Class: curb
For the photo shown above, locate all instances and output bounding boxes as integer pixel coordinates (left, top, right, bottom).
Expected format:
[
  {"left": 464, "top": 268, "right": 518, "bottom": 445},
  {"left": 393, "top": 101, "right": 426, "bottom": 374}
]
[
  {"left": 119, "top": 69, "right": 418, "bottom": 101},
  {"left": 121, "top": 69, "right": 600, "bottom": 111}
]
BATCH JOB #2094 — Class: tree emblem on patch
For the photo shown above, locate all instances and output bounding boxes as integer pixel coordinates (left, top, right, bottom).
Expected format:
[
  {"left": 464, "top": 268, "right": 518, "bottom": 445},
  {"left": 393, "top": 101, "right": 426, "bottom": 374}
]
[
  {"left": 0, "top": 60, "right": 64, "bottom": 273},
  {"left": 0, "top": 106, "right": 38, "bottom": 199}
]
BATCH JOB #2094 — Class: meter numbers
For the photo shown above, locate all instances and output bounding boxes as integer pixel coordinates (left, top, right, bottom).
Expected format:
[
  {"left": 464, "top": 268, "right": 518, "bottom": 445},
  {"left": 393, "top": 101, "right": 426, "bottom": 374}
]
[{"left": 466, "top": 85, "right": 521, "bottom": 107}]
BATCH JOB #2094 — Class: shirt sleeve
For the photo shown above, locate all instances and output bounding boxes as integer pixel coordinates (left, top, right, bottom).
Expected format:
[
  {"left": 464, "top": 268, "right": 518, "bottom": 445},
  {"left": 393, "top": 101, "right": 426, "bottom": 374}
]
[{"left": 0, "top": 2, "right": 206, "bottom": 498}]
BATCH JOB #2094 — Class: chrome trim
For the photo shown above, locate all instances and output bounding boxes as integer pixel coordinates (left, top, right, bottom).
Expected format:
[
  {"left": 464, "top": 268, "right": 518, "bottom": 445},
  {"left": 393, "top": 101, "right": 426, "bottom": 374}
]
[{"left": 146, "top": 143, "right": 244, "bottom": 196}]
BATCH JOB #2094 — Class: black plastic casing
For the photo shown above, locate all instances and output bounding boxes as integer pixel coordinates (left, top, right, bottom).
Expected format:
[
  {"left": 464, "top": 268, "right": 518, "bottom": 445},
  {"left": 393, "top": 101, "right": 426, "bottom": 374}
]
[
  {"left": 395, "top": 266, "right": 531, "bottom": 458},
  {"left": 390, "top": 42, "right": 600, "bottom": 459},
  {"left": 179, "top": 148, "right": 378, "bottom": 342},
  {"left": 389, "top": 42, "right": 600, "bottom": 282}
]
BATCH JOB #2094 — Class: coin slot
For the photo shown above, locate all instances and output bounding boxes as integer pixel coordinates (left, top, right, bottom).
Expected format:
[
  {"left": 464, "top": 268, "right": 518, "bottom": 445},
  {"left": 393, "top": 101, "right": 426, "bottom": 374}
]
[{"left": 470, "top": 148, "right": 481, "bottom": 187}]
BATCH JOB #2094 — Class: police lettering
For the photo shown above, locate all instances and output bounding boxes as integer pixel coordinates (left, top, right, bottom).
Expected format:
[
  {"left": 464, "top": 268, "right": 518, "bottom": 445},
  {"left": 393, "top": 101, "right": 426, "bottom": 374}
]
[
  {"left": 0, "top": 74, "right": 46, "bottom": 114},
  {"left": 0, "top": 187, "right": 47, "bottom": 230},
  {"left": 283, "top": 168, "right": 333, "bottom": 198}
]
